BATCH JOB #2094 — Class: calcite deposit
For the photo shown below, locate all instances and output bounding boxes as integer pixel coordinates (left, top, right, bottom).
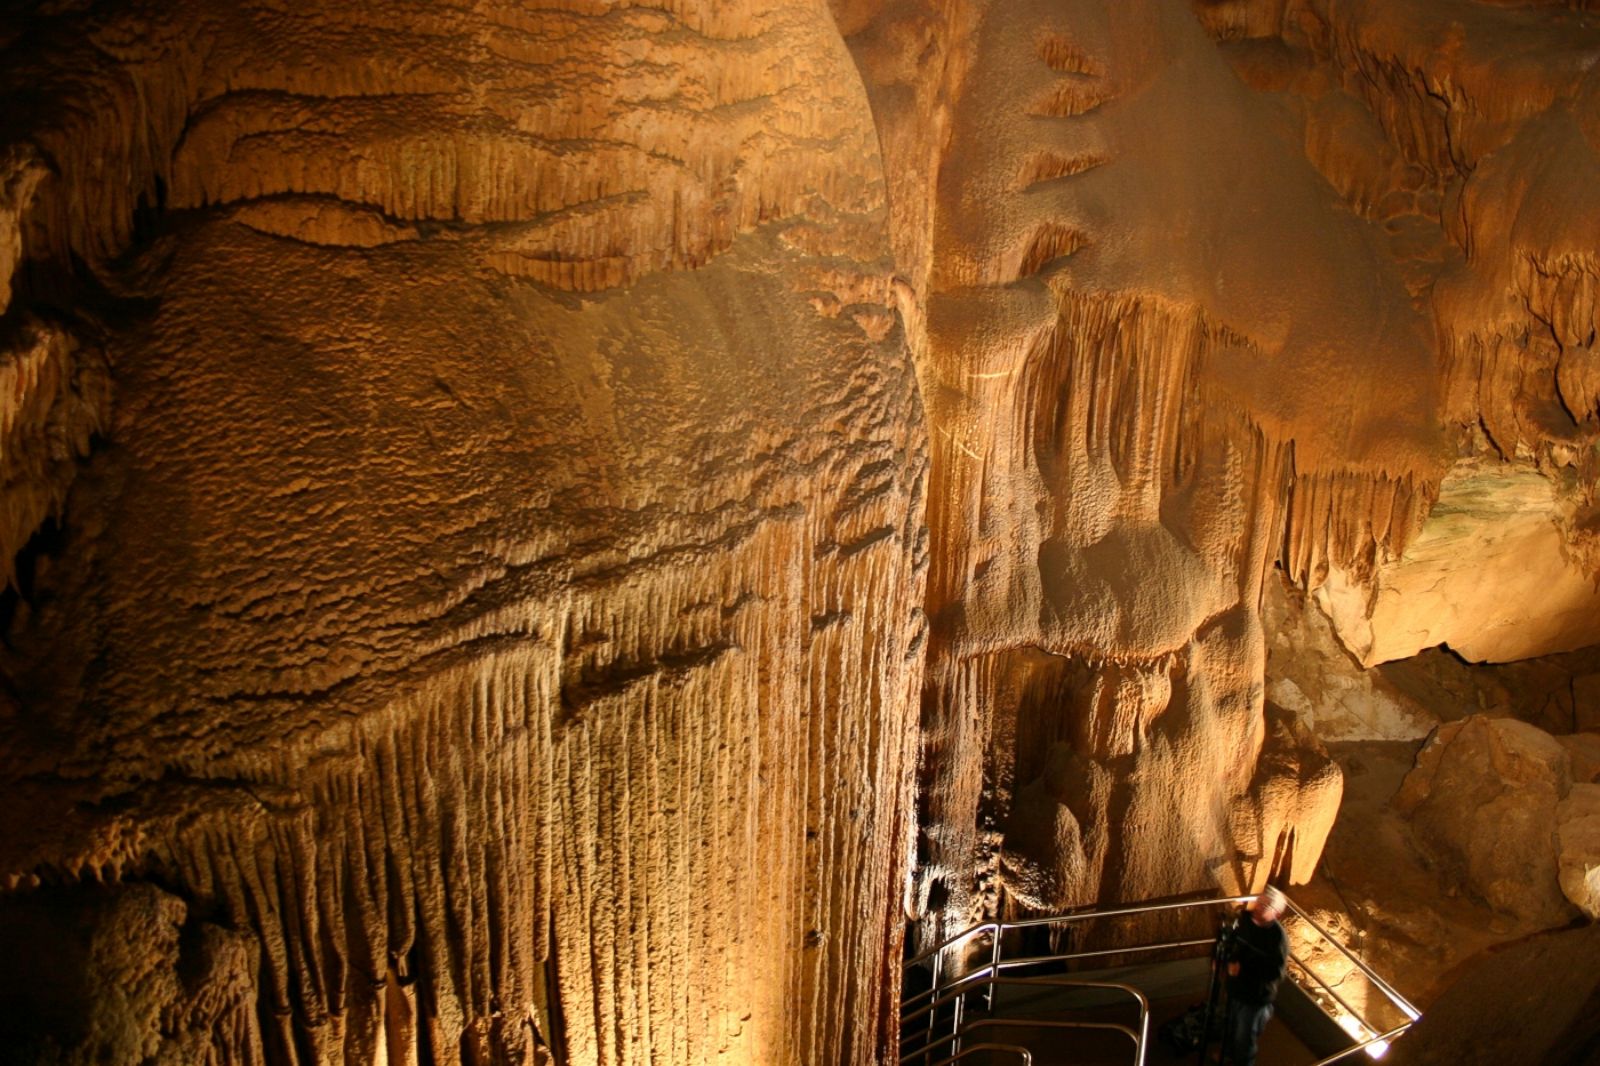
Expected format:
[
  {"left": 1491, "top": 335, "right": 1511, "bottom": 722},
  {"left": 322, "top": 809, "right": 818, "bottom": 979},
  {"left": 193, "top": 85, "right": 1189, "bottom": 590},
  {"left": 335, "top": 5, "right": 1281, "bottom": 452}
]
[
  {"left": 1205, "top": 0, "right": 1600, "bottom": 671},
  {"left": 1, "top": 4, "right": 925, "bottom": 1064},
  {"left": 892, "top": 0, "right": 1440, "bottom": 944},
  {"left": 1, "top": 0, "right": 1599, "bottom": 1062}
]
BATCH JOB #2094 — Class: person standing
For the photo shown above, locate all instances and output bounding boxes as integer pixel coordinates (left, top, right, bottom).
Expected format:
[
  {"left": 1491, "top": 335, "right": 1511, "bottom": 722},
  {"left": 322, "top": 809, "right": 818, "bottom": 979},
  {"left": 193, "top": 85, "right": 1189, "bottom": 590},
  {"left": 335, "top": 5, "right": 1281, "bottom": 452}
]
[{"left": 1224, "top": 886, "right": 1290, "bottom": 1066}]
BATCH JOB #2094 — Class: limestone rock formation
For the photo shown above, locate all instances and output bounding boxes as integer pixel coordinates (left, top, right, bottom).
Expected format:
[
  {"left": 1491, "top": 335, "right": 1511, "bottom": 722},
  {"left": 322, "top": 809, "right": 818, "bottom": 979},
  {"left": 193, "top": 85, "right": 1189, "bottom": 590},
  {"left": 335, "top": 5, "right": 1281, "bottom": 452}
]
[
  {"left": 888, "top": 0, "right": 1439, "bottom": 944},
  {"left": 1266, "top": 564, "right": 1600, "bottom": 742},
  {"left": 4, "top": 0, "right": 1600, "bottom": 1060},
  {"left": 0, "top": 883, "right": 261, "bottom": 1065},
  {"left": 1205, "top": 0, "right": 1600, "bottom": 672},
  {"left": 1264, "top": 570, "right": 1440, "bottom": 741},
  {"left": 0, "top": 3, "right": 926, "bottom": 1063},
  {"left": 1317, "top": 458, "right": 1600, "bottom": 665},
  {"left": 1396, "top": 716, "right": 1578, "bottom": 927}
]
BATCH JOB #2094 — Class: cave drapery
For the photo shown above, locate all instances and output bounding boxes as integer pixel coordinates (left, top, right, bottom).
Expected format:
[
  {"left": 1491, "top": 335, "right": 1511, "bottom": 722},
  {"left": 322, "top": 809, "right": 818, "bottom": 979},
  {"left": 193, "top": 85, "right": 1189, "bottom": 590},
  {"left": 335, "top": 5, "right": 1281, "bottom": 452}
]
[{"left": 2, "top": 0, "right": 1599, "bottom": 1062}]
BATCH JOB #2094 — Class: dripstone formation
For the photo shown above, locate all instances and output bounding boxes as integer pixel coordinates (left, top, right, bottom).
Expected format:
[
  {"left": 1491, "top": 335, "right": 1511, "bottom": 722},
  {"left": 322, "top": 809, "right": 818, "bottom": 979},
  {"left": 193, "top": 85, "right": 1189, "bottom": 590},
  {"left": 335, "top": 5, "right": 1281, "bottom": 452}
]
[{"left": 1, "top": 0, "right": 1597, "bottom": 1063}]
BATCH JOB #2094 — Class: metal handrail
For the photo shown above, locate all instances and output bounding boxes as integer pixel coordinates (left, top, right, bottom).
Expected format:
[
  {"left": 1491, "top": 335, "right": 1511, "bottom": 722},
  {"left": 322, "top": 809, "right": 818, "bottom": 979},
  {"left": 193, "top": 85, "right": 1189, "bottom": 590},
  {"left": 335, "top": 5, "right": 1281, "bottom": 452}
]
[
  {"left": 1288, "top": 952, "right": 1370, "bottom": 1034},
  {"left": 925, "top": 1043, "right": 1032, "bottom": 1066},
  {"left": 900, "top": 921, "right": 1000, "bottom": 1016},
  {"left": 901, "top": 890, "right": 1422, "bottom": 1065},
  {"left": 929, "top": 1018, "right": 1140, "bottom": 1058},
  {"left": 901, "top": 894, "right": 1250, "bottom": 1022},
  {"left": 992, "top": 937, "right": 1218, "bottom": 972},
  {"left": 989, "top": 893, "right": 1255, "bottom": 932},
  {"left": 1308, "top": 1022, "right": 1412, "bottom": 1066},
  {"left": 1281, "top": 898, "right": 1421, "bottom": 1021},
  {"left": 900, "top": 975, "right": 1149, "bottom": 1051},
  {"left": 904, "top": 895, "right": 1251, "bottom": 972}
]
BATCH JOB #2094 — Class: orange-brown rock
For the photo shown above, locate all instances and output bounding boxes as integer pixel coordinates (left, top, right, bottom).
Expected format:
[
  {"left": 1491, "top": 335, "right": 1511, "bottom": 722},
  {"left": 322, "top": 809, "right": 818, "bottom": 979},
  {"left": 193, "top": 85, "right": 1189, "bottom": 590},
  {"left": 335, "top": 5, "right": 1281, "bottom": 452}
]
[
  {"left": 0, "top": 3, "right": 925, "bottom": 1063},
  {"left": 0, "top": 883, "right": 261, "bottom": 1063},
  {"left": 1558, "top": 784, "right": 1600, "bottom": 920},
  {"left": 1203, "top": 0, "right": 1600, "bottom": 671},
  {"left": 1317, "top": 458, "right": 1600, "bottom": 665},
  {"left": 886, "top": 0, "right": 1439, "bottom": 945},
  {"left": 1264, "top": 571, "right": 1441, "bottom": 741},
  {"left": 4, "top": 0, "right": 1600, "bottom": 1060},
  {"left": 1383, "top": 922, "right": 1600, "bottom": 1066},
  {"left": 1397, "top": 716, "right": 1579, "bottom": 927}
]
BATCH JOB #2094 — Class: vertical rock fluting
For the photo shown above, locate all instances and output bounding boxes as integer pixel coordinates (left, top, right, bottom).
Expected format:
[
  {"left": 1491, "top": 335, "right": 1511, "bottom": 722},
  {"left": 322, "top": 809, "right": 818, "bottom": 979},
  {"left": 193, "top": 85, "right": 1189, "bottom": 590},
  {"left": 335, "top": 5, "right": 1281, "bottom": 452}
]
[
  {"left": 883, "top": 0, "right": 1441, "bottom": 945},
  {"left": 7, "top": 0, "right": 1597, "bottom": 1056},
  {"left": 0, "top": 3, "right": 926, "bottom": 1063}
]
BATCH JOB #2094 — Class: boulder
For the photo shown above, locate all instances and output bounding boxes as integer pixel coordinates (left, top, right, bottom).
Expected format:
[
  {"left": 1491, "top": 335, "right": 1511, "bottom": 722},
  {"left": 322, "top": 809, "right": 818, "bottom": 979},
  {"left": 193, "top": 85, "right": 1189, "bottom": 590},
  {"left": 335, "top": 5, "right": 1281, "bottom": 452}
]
[
  {"left": 1396, "top": 715, "right": 1578, "bottom": 926},
  {"left": 1560, "top": 731, "right": 1600, "bottom": 786},
  {"left": 1557, "top": 784, "right": 1600, "bottom": 919}
]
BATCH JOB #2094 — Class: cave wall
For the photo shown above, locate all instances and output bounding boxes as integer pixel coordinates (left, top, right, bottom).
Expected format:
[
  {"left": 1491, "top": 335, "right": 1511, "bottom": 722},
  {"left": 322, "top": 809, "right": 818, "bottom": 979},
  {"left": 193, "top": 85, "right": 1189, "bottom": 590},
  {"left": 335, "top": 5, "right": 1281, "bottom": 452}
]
[
  {"left": 0, "top": 3, "right": 926, "bottom": 1063},
  {"left": 2, "top": 0, "right": 1599, "bottom": 1062},
  {"left": 1196, "top": 0, "right": 1600, "bottom": 667},
  {"left": 848, "top": 0, "right": 1444, "bottom": 945}
]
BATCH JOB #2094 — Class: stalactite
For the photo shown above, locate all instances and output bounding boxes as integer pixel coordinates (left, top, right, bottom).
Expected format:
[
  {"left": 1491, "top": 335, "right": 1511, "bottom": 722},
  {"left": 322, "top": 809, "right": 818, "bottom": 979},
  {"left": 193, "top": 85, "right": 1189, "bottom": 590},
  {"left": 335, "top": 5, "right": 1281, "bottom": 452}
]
[{"left": 1279, "top": 468, "right": 1435, "bottom": 592}]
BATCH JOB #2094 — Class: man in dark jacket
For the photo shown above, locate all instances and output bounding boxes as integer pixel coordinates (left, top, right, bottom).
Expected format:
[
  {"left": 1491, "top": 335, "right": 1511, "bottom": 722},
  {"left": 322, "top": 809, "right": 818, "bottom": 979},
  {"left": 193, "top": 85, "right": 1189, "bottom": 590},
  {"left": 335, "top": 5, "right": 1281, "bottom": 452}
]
[{"left": 1224, "top": 886, "right": 1290, "bottom": 1066}]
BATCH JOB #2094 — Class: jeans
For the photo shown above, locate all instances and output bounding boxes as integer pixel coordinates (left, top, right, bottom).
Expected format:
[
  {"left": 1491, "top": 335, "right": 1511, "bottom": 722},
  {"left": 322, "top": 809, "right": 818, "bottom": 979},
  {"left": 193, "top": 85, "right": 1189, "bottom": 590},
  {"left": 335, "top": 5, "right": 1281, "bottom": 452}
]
[{"left": 1224, "top": 997, "right": 1273, "bottom": 1066}]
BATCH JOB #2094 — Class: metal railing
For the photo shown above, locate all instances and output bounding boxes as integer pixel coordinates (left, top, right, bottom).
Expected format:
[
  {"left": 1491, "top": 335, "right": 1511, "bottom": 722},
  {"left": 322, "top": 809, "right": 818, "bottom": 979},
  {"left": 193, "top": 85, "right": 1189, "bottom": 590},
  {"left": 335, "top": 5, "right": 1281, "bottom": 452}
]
[
  {"left": 900, "top": 891, "right": 1422, "bottom": 1066},
  {"left": 900, "top": 975, "right": 1148, "bottom": 1064},
  {"left": 1279, "top": 897, "right": 1421, "bottom": 1065},
  {"left": 926, "top": 1044, "right": 1032, "bottom": 1066}
]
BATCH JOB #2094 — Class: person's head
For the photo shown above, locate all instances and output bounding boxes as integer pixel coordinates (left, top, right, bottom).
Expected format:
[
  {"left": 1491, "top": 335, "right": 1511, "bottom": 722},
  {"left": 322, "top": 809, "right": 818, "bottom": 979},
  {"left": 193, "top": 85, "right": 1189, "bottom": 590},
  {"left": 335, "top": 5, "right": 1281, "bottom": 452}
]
[{"left": 1248, "top": 885, "right": 1286, "bottom": 925}]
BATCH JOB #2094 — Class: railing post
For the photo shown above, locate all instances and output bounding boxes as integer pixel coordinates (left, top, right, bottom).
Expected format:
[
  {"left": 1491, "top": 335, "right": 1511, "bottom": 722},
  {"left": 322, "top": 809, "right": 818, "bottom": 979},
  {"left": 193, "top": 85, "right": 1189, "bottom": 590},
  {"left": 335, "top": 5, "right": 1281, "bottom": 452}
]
[
  {"left": 987, "top": 925, "right": 1002, "bottom": 1010},
  {"left": 951, "top": 986, "right": 964, "bottom": 1059}
]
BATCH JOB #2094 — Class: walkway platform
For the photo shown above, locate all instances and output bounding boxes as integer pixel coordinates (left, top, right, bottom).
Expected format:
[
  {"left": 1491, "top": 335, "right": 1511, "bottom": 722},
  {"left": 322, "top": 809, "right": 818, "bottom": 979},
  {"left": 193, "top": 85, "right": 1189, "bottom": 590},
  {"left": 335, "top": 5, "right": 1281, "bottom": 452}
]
[{"left": 900, "top": 893, "right": 1419, "bottom": 1066}]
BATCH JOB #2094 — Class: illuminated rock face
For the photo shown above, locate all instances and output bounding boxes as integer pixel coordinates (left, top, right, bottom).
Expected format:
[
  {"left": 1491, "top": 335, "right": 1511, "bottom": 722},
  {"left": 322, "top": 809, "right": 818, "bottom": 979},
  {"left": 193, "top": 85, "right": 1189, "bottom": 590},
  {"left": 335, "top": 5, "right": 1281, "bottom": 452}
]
[
  {"left": 1198, "top": 0, "right": 1600, "bottom": 671},
  {"left": 0, "top": 3, "right": 925, "bottom": 1063},
  {"left": 1317, "top": 460, "right": 1600, "bottom": 665},
  {"left": 2, "top": 0, "right": 1599, "bottom": 1061},
  {"left": 1397, "top": 716, "right": 1579, "bottom": 927},
  {"left": 1264, "top": 571, "right": 1440, "bottom": 742},
  {"left": 884, "top": 0, "right": 1435, "bottom": 938}
]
